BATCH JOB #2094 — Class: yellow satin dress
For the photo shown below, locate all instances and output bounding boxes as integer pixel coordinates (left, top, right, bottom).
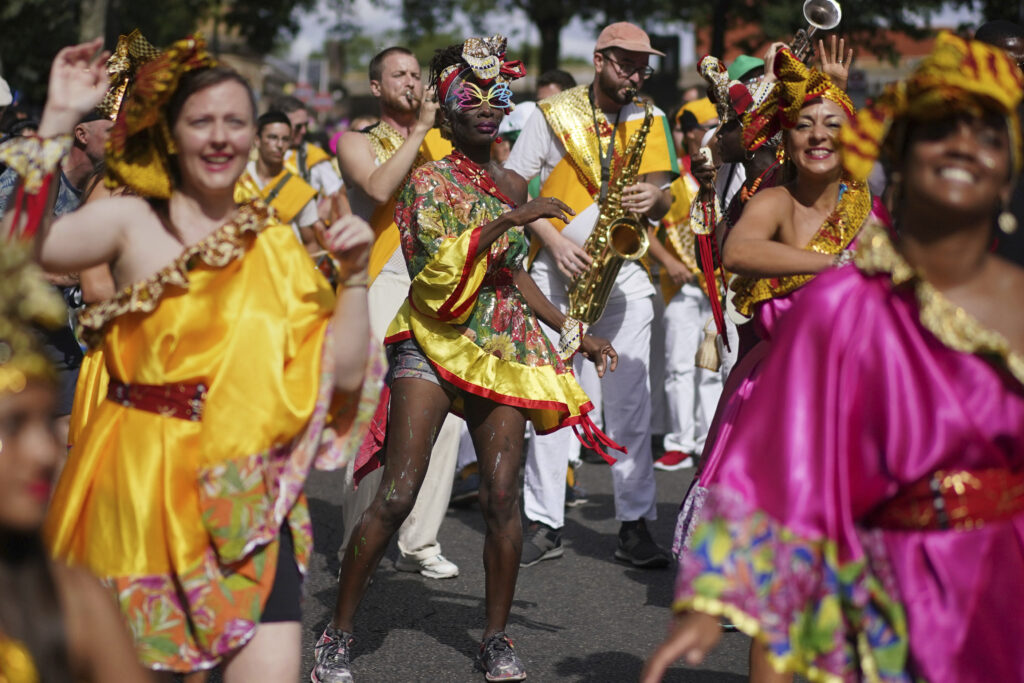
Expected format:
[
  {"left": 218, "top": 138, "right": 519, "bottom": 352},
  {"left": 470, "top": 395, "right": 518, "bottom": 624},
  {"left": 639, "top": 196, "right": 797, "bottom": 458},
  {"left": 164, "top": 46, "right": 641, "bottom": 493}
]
[{"left": 45, "top": 201, "right": 381, "bottom": 672}]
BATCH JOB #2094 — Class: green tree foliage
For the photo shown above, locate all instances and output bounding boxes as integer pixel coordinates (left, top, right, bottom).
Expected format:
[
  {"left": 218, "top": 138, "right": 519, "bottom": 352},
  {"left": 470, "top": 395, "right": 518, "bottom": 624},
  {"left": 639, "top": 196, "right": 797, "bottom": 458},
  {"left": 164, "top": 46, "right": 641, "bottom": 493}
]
[
  {"left": 387, "top": 0, "right": 682, "bottom": 72},
  {"left": 700, "top": 0, "right": 962, "bottom": 61},
  {"left": 0, "top": 0, "right": 315, "bottom": 105}
]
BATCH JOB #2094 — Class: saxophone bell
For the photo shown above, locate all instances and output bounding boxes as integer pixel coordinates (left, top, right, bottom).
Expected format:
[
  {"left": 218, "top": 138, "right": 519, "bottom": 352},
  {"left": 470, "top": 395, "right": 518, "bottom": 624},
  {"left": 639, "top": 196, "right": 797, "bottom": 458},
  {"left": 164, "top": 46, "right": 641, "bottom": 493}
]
[{"left": 608, "top": 218, "right": 649, "bottom": 261}]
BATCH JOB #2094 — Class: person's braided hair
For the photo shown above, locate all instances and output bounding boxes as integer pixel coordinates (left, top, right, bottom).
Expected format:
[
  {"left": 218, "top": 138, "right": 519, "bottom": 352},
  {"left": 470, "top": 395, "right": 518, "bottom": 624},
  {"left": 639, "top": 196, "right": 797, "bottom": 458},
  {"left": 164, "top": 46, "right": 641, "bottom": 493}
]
[
  {"left": 427, "top": 43, "right": 466, "bottom": 93},
  {"left": 428, "top": 43, "right": 467, "bottom": 140}
]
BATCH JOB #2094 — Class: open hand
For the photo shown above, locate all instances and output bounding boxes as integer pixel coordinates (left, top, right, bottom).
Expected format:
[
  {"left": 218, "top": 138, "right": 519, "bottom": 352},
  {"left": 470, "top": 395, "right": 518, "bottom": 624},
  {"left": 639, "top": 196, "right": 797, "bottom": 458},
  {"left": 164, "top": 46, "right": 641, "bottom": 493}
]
[
  {"left": 318, "top": 214, "right": 374, "bottom": 280},
  {"left": 579, "top": 334, "right": 617, "bottom": 377},
  {"left": 817, "top": 35, "right": 854, "bottom": 91},
  {"left": 508, "top": 196, "right": 575, "bottom": 226},
  {"left": 640, "top": 612, "right": 723, "bottom": 683},
  {"left": 46, "top": 38, "right": 110, "bottom": 119}
]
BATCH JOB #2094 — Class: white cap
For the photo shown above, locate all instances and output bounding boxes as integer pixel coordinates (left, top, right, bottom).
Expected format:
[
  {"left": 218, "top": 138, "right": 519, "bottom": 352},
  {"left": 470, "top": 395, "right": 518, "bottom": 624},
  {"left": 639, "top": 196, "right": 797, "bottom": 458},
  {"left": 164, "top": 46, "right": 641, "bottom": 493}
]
[
  {"left": 0, "top": 77, "right": 12, "bottom": 108},
  {"left": 498, "top": 100, "right": 537, "bottom": 135}
]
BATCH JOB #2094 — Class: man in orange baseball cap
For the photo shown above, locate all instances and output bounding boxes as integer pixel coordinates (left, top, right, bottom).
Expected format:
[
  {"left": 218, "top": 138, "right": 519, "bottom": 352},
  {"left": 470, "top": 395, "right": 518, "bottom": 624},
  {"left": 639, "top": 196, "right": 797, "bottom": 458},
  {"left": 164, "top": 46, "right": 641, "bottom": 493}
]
[{"left": 506, "top": 21, "right": 679, "bottom": 571}]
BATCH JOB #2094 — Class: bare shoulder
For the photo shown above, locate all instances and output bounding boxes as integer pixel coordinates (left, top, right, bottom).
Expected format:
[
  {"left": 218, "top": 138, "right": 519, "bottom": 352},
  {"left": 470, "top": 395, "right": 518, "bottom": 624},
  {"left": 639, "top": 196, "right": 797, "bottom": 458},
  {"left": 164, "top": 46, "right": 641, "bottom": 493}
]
[
  {"left": 745, "top": 185, "right": 793, "bottom": 210},
  {"left": 337, "top": 130, "right": 372, "bottom": 159},
  {"left": 74, "top": 194, "right": 156, "bottom": 225}
]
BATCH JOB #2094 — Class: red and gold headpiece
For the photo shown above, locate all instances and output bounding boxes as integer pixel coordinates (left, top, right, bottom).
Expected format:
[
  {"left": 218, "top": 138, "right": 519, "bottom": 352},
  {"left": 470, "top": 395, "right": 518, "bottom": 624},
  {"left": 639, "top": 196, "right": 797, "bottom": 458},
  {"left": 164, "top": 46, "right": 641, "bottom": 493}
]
[
  {"left": 436, "top": 35, "right": 526, "bottom": 113},
  {"left": 840, "top": 31, "right": 1023, "bottom": 182},
  {"left": 104, "top": 35, "right": 217, "bottom": 198},
  {"left": 742, "top": 47, "right": 854, "bottom": 151}
]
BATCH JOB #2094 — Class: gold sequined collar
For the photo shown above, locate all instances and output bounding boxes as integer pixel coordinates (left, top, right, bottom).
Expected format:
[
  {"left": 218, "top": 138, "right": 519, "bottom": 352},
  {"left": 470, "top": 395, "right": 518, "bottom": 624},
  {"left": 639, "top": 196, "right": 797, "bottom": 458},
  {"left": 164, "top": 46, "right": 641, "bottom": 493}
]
[
  {"left": 855, "top": 220, "right": 1024, "bottom": 386},
  {"left": 78, "top": 200, "right": 272, "bottom": 347}
]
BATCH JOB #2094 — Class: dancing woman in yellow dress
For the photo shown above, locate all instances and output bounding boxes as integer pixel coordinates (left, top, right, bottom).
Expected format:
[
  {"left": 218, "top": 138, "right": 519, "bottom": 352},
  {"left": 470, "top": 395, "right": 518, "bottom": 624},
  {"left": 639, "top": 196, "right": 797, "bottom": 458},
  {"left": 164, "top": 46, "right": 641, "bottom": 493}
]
[{"left": 3, "top": 38, "right": 382, "bottom": 681}]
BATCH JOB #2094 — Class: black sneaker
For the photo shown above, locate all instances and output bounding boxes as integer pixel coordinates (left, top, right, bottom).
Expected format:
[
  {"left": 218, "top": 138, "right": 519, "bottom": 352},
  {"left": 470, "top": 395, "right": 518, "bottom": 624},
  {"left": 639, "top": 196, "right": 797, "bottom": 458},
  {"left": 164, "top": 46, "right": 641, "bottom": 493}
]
[
  {"left": 614, "top": 519, "right": 670, "bottom": 569},
  {"left": 476, "top": 632, "right": 527, "bottom": 681},
  {"left": 519, "top": 521, "right": 563, "bottom": 567},
  {"left": 311, "top": 625, "right": 355, "bottom": 683}
]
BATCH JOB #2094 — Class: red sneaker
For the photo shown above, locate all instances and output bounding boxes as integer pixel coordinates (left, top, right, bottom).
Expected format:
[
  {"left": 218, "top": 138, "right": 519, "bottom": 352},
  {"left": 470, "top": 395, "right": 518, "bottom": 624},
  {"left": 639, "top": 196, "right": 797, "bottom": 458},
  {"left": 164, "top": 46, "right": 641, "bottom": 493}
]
[{"left": 654, "top": 450, "right": 694, "bottom": 471}]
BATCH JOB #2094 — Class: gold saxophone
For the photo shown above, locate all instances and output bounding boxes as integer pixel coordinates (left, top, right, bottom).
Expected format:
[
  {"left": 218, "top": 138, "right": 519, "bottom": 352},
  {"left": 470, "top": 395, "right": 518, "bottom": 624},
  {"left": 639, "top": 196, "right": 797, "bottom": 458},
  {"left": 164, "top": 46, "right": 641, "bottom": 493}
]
[{"left": 567, "top": 98, "right": 653, "bottom": 329}]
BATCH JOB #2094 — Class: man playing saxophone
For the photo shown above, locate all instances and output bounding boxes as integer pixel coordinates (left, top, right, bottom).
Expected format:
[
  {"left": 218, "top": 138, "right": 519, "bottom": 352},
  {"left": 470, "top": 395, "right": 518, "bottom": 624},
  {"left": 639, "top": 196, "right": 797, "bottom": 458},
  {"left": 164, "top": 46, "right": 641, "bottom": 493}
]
[{"left": 505, "top": 21, "right": 678, "bottom": 569}]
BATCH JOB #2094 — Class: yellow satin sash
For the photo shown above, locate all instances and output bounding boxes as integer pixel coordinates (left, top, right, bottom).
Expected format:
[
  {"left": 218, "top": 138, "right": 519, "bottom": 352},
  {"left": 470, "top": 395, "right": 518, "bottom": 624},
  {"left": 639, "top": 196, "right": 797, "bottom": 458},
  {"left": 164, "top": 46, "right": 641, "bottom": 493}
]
[
  {"left": 367, "top": 128, "right": 452, "bottom": 283},
  {"left": 529, "top": 87, "right": 677, "bottom": 263},
  {"left": 285, "top": 142, "right": 331, "bottom": 181},
  {"left": 234, "top": 168, "right": 317, "bottom": 225}
]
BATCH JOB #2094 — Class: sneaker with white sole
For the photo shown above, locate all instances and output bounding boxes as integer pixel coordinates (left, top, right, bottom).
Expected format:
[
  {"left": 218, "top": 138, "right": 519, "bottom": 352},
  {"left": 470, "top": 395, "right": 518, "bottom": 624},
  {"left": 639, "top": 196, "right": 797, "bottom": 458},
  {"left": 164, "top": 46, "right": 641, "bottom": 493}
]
[
  {"left": 476, "top": 631, "right": 527, "bottom": 681},
  {"left": 395, "top": 553, "right": 460, "bottom": 579},
  {"left": 311, "top": 625, "right": 355, "bottom": 683}
]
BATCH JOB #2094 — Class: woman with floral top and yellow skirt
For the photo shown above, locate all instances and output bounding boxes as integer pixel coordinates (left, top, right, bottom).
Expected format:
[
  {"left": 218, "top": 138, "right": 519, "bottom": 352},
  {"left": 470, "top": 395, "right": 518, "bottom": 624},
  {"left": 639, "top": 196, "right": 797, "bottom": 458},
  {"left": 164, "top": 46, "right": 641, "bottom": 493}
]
[
  {"left": 644, "top": 33, "right": 1024, "bottom": 683},
  {"left": 2, "top": 37, "right": 382, "bottom": 681},
  {"left": 316, "top": 36, "right": 619, "bottom": 683}
]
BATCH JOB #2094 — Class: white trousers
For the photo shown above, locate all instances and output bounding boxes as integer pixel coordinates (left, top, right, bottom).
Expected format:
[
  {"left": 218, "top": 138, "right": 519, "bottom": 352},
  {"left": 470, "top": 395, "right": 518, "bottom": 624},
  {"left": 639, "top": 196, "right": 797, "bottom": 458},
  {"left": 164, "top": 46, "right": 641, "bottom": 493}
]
[
  {"left": 662, "top": 283, "right": 738, "bottom": 454},
  {"left": 524, "top": 296, "right": 657, "bottom": 529},
  {"left": 339, "top": 269, "right": 461, "bottom": 561}
]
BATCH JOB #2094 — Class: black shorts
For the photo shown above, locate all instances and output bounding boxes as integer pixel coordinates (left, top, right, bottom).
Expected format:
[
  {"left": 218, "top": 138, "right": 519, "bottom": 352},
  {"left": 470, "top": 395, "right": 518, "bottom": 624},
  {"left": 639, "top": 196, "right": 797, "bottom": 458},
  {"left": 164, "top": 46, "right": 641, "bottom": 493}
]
[{"left": 260, "top": 525, "right": 302, "bottom": 623}]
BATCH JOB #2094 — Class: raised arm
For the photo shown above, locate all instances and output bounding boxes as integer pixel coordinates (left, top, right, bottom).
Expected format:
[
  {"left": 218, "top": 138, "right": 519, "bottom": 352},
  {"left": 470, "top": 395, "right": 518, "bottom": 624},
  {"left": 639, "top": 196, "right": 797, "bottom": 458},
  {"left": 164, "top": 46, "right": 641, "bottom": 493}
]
[
  {"left": 336, "top": 97, "right": 439, "bottom": 204},
  {"left": 318, "top": 214, "right": 374, "bottom": 393},
  {"left": 722, "top": 188, "right": 833, "bottom": 277}
]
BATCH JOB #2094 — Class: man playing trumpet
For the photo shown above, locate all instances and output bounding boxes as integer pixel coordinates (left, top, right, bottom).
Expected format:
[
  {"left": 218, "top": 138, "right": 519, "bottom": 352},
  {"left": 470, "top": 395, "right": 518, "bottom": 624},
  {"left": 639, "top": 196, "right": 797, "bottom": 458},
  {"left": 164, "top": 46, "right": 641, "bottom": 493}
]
[
  {"left": 331, "top": 46, "right": 462, "bottom": 581},
  {"left": 505, "top": 22, "right": 678, "bottom": 569}
]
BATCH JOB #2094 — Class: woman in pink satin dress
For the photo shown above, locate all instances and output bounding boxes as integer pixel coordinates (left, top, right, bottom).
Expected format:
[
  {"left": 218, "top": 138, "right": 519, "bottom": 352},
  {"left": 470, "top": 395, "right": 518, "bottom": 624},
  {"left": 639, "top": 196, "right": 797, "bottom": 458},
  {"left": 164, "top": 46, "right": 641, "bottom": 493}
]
[{"left": 645, "top": 32, "right": 1024, "bottom": 683}]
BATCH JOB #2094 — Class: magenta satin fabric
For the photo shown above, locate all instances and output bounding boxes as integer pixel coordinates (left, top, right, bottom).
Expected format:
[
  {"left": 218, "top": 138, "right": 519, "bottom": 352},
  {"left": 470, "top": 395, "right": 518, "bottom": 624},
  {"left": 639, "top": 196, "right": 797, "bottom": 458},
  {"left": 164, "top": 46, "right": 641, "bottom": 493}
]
[{"left": 681, "top": 264, "right": 1024, "bottom": 681}]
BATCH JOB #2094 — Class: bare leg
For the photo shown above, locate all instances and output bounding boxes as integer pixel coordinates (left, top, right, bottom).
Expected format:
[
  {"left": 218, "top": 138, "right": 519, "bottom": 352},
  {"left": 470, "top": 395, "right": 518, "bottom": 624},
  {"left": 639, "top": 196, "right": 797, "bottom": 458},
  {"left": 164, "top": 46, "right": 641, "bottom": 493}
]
[
  {"left": 464, "top": 397, "right": 526, "bottom": 638},
  {"left": 749, "top": 640, "right": 793, "bottom": 683},
  {"left": 222, "top": 622, "right": 300, "bottom": 683},
  {"left": 330, "top": 378, "right": 452, "bottom": 632}
]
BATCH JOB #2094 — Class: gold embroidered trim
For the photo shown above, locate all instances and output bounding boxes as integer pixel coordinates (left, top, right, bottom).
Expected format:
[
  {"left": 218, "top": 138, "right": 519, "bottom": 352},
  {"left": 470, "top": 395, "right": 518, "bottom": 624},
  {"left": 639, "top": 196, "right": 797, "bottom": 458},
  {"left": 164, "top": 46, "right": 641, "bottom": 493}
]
[
  {"left": 670, "top": 596, "right": 876, "bottom": 683},
  {"left": 854, "top": 220, "right": 1024, "bottom": 386},
  {"left": 538, "top": 84, "right": 611, "bottom": 195},
  {"left": 77, "top": 201, "right": 271, "bottom": 347},
  {"left": 730, "top": 180, "right": 871, "bottom": 316},
  {"left": 365, "top": 120, "right": 429, "bottom": 169}
]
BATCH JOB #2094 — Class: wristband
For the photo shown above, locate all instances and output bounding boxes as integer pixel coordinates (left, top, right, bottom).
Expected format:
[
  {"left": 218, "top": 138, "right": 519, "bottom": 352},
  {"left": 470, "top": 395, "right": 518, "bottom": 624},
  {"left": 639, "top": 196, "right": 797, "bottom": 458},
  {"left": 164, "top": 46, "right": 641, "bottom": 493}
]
[{"left": 556, "top": 316, "right": 587, "bottom": 361}]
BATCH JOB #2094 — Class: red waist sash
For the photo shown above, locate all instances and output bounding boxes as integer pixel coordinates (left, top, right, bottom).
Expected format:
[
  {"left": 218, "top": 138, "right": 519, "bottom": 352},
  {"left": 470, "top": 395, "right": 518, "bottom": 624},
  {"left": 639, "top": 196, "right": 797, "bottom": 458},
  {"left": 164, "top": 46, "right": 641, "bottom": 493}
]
[
  {"left": 868, "top": 468, "right": 1024, "bottom": 532},
  {"left": 107, "top": 379, "right": 208, "bottom": 422}
]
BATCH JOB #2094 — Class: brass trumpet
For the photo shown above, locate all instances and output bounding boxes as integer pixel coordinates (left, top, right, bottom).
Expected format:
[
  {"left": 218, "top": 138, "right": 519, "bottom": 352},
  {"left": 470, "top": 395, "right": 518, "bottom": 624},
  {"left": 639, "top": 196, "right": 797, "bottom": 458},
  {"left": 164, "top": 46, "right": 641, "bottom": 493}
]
[{"left": 790, "top": 0, "right": 842, "bottom": 63}]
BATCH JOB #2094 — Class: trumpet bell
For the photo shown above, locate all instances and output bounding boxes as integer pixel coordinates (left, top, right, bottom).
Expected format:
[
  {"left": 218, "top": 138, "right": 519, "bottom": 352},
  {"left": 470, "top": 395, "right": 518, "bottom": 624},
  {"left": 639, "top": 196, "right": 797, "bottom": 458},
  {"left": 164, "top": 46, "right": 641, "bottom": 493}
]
[{"left": 803, "top": 0, "right": 841, "bottom": 31}]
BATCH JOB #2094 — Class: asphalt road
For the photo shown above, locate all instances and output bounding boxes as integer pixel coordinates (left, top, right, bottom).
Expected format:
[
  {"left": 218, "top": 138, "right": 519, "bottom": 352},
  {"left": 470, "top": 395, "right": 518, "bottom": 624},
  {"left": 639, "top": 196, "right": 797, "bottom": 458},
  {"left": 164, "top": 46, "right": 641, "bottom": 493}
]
[{"left": 292, "top": 459, "right": 753, "bottom": 683}]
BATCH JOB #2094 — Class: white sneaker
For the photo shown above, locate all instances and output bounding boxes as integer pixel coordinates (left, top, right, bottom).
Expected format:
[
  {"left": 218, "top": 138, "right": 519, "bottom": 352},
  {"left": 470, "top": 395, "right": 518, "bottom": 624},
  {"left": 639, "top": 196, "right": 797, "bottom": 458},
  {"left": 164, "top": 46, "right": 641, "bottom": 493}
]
[{"left": 395, "top": 553, "right": 459, "bottom": 579}]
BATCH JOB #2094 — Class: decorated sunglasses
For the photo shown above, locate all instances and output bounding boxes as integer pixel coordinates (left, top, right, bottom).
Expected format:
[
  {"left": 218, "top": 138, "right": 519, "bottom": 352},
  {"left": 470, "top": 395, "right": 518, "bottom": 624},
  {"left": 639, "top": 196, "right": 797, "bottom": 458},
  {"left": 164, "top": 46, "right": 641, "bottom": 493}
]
[{"left": 454, "top": 81, "right": 514, "bottom": 111}]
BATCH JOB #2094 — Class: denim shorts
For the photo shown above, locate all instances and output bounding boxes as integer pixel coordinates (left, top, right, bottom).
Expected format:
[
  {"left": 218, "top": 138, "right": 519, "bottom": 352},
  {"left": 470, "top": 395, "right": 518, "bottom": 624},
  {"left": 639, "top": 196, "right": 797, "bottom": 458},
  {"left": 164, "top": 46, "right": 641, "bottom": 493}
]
[{"left": 386, "top": 338, "right": 457, "bottom": 398}]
